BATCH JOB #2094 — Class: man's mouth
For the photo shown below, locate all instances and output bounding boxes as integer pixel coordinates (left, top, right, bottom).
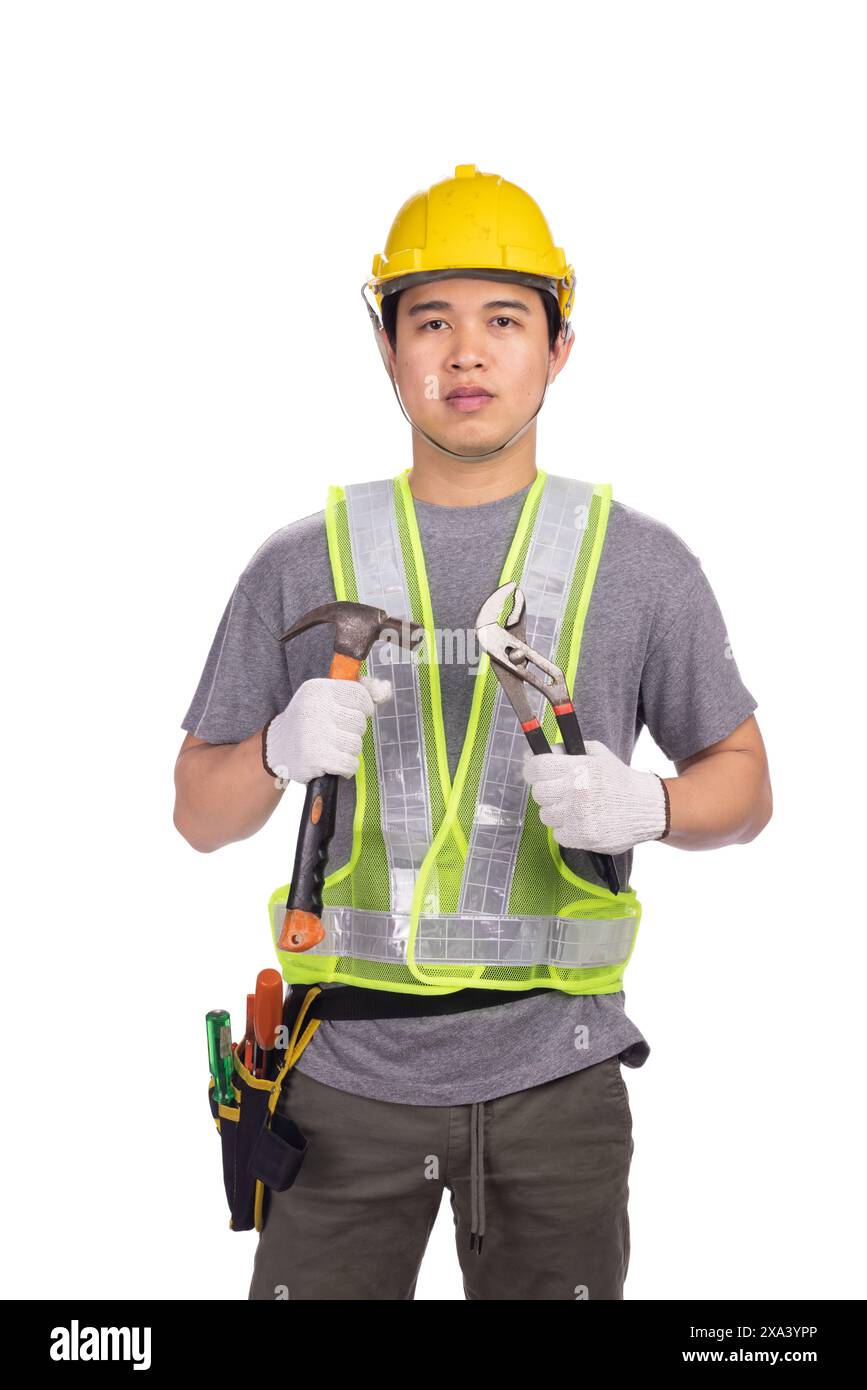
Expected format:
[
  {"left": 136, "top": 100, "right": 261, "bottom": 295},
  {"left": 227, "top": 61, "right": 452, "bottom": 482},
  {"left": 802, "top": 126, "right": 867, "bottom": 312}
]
[{"left": 445, "top": 385, "right": 494, "bottom": 413}]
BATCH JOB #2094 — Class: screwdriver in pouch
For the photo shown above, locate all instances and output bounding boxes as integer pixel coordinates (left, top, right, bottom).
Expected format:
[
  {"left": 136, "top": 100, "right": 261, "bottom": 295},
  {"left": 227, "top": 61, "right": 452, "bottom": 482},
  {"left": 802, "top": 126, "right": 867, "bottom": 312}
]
[
  {"left": 254, "top": 969, "right": 284, "bottom": 1080},
  {"left": 243, "top": 993, "right": 255, "bottom": 1072},
  {"left": 206, "top": 1009, "right": 236, "bottom": 1107}
]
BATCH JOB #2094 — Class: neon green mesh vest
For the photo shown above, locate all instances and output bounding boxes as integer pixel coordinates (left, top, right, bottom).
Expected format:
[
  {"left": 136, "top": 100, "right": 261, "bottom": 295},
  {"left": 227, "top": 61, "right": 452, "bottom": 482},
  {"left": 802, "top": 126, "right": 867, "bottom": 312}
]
[{"left": 267, "top": 468, "right": 642, "bottom": 996}]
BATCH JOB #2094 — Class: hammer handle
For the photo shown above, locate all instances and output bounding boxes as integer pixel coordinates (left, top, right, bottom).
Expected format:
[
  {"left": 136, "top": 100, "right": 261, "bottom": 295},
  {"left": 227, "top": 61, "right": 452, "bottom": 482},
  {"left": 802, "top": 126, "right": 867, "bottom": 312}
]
[
  {"left": 328, "top": 652, "right": 362, "bottom": 680},
  {"left": 278, "top": 652, "right": 363, "bottom": 952},
  {"left": 284, "top": 770, "right": 339, "bottom": 918}
]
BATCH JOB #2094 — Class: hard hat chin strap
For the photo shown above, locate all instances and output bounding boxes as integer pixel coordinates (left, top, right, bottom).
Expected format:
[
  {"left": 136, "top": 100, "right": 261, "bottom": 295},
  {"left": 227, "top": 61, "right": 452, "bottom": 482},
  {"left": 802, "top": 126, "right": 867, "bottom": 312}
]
[{"left": 361, "top": 280, "right": 567, "bottom": 464}]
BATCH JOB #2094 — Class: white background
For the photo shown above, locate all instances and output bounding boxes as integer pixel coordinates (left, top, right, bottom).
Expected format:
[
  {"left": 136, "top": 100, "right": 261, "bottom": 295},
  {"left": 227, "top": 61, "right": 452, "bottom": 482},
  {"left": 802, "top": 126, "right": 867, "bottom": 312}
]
[{"left": 2, "top": 1, "right": 864, "bottom": 1301}]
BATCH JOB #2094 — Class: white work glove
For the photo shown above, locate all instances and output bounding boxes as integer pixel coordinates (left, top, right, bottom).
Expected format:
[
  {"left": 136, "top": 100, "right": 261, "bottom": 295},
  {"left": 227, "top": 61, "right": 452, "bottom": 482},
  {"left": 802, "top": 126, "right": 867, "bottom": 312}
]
[
  {"left": 522, "top": 740, "right": 670, "bottom": 855},
  {"left": 262, "top": 675, "right": 393, "bottom": 787}
]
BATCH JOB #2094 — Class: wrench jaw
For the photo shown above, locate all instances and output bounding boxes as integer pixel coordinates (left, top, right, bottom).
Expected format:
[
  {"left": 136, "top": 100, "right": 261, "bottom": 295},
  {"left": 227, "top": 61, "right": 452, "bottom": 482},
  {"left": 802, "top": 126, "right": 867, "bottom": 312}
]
[
  {"left": 476, "top": 584, "right": 551, "bottom": 732},
  {"left": 475, "top": 584, "right": 528, "bottom": 678},
  {"left": 476, "top": 593, "right": 569, "bottom": 707},
  {"left": 474, "top": 580, "right": 524, "bottom": 635}
]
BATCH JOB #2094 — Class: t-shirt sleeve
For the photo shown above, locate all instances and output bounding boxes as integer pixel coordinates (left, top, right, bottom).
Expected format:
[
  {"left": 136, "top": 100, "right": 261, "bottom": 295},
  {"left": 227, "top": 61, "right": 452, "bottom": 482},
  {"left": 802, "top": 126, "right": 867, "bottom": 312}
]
[
  {"left": 180, "top": 579, "right": 293, "bottom": 744},
  {"left": 638, "top": 565, "right": 758, "bottom": 762}
]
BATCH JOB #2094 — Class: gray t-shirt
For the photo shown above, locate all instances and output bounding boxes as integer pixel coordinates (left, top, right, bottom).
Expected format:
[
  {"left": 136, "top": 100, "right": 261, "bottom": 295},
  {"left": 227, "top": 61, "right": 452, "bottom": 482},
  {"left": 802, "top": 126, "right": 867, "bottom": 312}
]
[{"left": 181, "top": 479, "right": 758, "bottom": 1105}]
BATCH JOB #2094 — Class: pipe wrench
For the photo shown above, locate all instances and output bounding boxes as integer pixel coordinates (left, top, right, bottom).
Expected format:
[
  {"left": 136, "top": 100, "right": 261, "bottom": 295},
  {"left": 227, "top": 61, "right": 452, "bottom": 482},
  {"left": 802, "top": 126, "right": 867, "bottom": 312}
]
[{"left": 475, "top": 581, "right": 621, "bottom": 896}]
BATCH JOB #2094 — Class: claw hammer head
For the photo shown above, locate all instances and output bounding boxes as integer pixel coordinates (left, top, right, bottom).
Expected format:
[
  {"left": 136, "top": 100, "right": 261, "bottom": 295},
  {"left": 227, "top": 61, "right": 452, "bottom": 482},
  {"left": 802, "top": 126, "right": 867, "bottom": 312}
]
[{"left": 280, "top": 601, "right": 425, "bottom": 680}]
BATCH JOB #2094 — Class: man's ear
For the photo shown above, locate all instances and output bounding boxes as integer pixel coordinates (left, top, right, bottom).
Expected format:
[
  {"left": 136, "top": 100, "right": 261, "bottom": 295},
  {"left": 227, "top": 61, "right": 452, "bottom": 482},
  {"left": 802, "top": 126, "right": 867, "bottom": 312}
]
[
  {"left": 370, "top": 320, "right": 396, "bottom": 382},
  {"left": 548, "top": 326, "right": 575, "bottom": 384}
]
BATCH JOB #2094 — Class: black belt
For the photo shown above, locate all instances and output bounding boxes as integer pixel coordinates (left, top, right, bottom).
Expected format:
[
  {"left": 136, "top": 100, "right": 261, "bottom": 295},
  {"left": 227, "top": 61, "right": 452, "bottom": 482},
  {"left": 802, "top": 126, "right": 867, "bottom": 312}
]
[{"left": 284, "top": 982, "right": 553, "bottom": 1028}]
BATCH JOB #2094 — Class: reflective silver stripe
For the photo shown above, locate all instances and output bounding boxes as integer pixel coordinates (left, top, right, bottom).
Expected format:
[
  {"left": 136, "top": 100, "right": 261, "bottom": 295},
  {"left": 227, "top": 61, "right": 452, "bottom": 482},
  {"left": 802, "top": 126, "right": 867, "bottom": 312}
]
[
  {"left": 344, "top": 479, "right": 431, "bottom": 915},
  {"left": 453, "top": 476, "right": 594, "bottom": 923},
  {"left": 271, "top": 902, "right": 637, "bottom": 969}
]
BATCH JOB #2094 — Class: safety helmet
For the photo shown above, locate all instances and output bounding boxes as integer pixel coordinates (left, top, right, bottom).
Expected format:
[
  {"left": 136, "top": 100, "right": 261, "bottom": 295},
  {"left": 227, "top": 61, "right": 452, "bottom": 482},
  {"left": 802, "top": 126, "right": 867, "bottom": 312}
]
[{"left": 361, "top": 163, "right": 576, "bottom": 461}]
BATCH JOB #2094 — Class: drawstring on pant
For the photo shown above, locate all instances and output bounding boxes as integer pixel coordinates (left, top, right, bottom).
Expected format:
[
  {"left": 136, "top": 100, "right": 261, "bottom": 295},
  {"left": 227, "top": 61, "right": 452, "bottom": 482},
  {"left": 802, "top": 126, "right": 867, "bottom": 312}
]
[{"left": 469, "top": 1101, "right": 486, "bottom": 1255}]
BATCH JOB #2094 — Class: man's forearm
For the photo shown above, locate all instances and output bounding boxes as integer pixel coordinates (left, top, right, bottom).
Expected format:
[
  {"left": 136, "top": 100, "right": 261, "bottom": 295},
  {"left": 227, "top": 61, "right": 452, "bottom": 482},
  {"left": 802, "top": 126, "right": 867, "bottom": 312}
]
[
  {"left": 661, "top": 749, "right": 772, "bottom": 850},
  {"left": 174, "top": 728, "right": 283, "bottom": 852}
]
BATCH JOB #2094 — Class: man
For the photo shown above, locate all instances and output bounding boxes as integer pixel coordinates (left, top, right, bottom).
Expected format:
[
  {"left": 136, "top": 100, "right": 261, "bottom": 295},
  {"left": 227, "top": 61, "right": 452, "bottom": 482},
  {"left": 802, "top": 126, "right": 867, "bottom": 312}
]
[{"left": 175, "top": 164, "right": 772, "bottom": 1300}]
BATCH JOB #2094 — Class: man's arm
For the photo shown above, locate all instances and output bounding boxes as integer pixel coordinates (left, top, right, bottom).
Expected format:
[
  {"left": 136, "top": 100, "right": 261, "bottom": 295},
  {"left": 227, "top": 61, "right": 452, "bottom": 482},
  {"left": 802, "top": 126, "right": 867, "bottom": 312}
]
[
  {"left": 660, "top": 714, "right": 772, "bottom": 850},
  {"left": 173, "top": 729, "right": 282, "bottom": 854}
]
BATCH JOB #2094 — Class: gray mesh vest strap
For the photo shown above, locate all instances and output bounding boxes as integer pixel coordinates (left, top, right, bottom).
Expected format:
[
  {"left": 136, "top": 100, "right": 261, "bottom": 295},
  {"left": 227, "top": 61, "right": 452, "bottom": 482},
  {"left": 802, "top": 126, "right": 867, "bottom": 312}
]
[
  {"left": 343, "top": 479, "right": 431, "bottom": 915},
  {"left": 456, "top": 475, "right": 593, "bottom": 919}
]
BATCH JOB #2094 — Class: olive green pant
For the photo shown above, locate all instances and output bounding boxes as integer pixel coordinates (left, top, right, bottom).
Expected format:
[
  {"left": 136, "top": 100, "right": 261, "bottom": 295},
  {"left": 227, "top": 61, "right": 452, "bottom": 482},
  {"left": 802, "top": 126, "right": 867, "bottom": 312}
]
[{"left": 248, "top": 1055, "right": 634, "bottom": 1301}]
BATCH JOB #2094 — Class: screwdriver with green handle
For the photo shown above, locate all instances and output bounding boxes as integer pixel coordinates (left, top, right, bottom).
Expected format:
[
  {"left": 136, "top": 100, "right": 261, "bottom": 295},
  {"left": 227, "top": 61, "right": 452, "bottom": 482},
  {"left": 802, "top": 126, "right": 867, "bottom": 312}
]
[{"left": 206, "top": 1009, "right": 236, "bottom": 1106}]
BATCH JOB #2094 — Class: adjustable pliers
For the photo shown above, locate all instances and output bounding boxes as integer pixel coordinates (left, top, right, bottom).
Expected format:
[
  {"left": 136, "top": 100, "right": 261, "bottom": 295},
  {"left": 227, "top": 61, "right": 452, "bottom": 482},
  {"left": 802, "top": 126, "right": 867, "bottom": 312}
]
[{"left": 475, "top": 581, "right": 621, "bottom": 895}]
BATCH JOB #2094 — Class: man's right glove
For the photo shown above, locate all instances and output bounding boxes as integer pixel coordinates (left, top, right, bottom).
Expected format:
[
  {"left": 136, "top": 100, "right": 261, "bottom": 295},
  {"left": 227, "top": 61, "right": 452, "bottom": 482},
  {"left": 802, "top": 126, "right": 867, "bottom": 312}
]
[{"left": 262, "top": 675, "right": 393, "bottom": 787}]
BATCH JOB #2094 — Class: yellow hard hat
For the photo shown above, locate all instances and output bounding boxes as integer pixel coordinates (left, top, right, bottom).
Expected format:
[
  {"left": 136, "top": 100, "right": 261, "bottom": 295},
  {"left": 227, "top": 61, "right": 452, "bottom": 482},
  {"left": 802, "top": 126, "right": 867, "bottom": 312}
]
[{"left": 363, "top": 162, "right": 576, "bottom": 333}]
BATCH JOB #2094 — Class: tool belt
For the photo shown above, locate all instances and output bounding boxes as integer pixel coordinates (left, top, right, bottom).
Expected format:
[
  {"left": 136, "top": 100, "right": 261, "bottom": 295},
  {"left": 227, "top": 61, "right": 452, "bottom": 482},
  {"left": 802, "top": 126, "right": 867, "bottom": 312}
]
[
  {"left": 207, "top": 991, "right": 314, "bottom": 1234},
  {"left": 208, "top": 981, "right": 552, "bottom": 1232},
  {"left": 295, "top": 982, "right": 555, "bottom": 1020}
]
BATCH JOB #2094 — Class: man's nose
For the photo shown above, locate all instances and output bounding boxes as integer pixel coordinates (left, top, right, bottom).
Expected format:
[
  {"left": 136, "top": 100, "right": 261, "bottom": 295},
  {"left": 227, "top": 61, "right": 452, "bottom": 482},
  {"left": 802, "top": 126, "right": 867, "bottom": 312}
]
[{"left": 448, "top": 339, "right": 486, "bottom": 368}]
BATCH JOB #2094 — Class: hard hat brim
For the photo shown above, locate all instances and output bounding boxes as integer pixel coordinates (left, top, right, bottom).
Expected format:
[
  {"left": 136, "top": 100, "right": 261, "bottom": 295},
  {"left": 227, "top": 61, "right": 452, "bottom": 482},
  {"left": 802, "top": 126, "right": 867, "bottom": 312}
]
[
  {"left": 374, "top": 266, "right": 560, "bottom": 301},
  {"left": 369, "top": 265, "right": 574, "bottom": 326}
]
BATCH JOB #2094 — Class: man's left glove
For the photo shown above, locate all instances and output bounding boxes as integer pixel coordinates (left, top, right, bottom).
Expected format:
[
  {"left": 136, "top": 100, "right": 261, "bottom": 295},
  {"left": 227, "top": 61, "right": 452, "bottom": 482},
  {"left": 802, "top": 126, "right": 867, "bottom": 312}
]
[{"left": 522, "top": 740, "right": 670, "bottom": 855}]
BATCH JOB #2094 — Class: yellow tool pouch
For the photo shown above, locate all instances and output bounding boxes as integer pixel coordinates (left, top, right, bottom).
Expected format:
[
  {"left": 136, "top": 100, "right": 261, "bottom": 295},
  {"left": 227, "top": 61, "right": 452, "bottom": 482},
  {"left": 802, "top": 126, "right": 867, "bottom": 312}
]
[{"left": 207, "top": 987, "right": 321, "bottom": 1232}]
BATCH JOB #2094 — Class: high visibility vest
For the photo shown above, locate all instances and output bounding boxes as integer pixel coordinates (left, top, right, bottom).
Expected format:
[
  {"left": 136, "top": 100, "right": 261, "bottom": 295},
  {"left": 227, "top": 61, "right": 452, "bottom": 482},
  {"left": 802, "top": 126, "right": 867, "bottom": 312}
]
[{"left": 267, "top": 468, "right": 642, "bottom": 996}]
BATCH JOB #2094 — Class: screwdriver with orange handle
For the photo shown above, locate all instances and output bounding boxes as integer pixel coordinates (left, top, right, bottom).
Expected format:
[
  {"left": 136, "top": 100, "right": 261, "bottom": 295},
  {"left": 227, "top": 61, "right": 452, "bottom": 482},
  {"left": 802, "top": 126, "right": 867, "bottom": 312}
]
[{"left": 253, "top": 968, "right": 284, "bottom": 1080}]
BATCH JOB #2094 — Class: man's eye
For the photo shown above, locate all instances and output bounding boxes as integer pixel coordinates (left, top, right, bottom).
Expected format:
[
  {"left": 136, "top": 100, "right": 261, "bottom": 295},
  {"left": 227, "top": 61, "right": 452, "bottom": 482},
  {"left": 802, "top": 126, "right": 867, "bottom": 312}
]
[{"left": 420, "top": 317, "right": 516, "bottom": 331}]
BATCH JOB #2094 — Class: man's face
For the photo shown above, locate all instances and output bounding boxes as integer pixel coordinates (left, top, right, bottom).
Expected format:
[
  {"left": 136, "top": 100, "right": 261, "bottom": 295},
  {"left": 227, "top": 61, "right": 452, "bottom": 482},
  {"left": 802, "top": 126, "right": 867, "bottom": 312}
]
[{"left": 384, "top": 276, "right": 572, "bottom": 457}]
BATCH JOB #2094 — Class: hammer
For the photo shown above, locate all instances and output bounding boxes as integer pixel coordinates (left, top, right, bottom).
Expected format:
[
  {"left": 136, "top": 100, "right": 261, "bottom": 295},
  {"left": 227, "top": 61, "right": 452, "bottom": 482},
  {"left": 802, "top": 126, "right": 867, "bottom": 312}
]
[{"left": 276, "top": 600, "right": 425, "bottom": 953}]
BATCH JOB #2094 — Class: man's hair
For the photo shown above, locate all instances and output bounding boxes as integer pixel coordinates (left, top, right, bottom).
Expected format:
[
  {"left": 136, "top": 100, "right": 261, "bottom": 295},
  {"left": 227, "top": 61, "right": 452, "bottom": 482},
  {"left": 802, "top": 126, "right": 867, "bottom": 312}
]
[{"left": 381, "top": 286, "right": 563, "bottom": 353}]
